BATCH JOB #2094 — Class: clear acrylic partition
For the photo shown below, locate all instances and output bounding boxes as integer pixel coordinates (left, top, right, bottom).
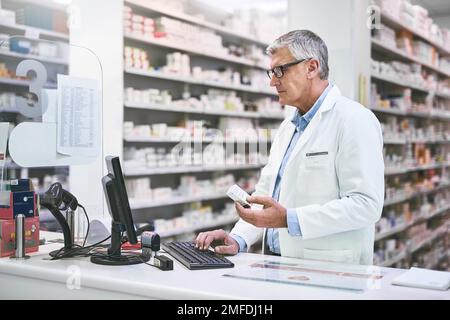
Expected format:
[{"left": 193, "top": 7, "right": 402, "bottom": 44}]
[{"left": 0, "top": 36, "right": 103, "bottom": 244}]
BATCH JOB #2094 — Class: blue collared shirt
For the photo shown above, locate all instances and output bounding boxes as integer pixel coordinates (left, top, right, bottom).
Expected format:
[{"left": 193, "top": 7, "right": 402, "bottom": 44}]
[{"left": 231, "top": 83, "right": 333, "bottom": 253}]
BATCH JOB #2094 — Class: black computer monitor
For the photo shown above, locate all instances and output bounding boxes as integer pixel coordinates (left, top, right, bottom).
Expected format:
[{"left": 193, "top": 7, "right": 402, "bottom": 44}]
[
  {"left": 90, "top": 156, "right": 145, "bottom": 266},
  {"left": 105, "top": 155, "right": 137, "bottom": 244}
]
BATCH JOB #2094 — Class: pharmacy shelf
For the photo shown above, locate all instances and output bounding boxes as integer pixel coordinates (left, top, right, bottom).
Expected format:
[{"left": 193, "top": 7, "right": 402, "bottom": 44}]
[
  {"left": 380, "top": 227, "right": 449, "bottom": 267},
  {"left": 121, "top": 2, "right": 284, "bottom": 241},
  {"left": 0, "top": 77, "right": 57, "bottom": 88},
  {"left": 369, "top": 106, "right": 450, "bottom": 121},
  {"left": 157, "top": 216, "right": 239, "bottom": 239},
  {"left": 371, "top": 39, "right": 450, "bottom": 78},
  {"left": 408, "top": 139, "right": 450, "bottom": 145},
  {"left": 371, "top": 72, "right": 433, "bottom": 95},
  {"left": 4, "top": 161, "right": 69, "bottom": 170},
  {"left": 130, "top": 192, "right": 237, "bottom": 210},
  {"left": 380, "top": 252, "right": 407, "bottom": 267},
  {"left": 372, "top": 73, "right": 450, "bottom": 100},
  {"left": 372, "top": 10, "right": 450, "bottom": 272},
  {"left": 124, "top": 101, "right": 284, "bottom": 120},
  {"left": 383, "top": 183, "right": 450, "bottom": 207},
  {"left": 125, "top": 0, "right": 271, "bottom": 47},
  {"left": 380, "top": 12, "right": 450, "bottom": 57},
  {"left": 375, "top": 205, "right": 450, "bottom": 241},
  {"left": 124, "top": 68, "right": 277, "bottom": 96},
  {"left": 383, "top": 138, "right": 408, "bottom": 145},
  {"left": 0, "top": 22, "right": 69, "bottom": 41},
  {"left": 13, "top": 0, "right": 68, "bottom": 12},
  {"left": 383, "top": 137, "right": 450, "bottom": 145},
  {"left": 124, "top": 136, "right": 272, "bottom": 144},
  {"left": 427, "top": 253, "right": 449, "bottom": 270},
  {"left": 124, "top": 136, "right": 188, "bottom": 143},
  {"left": 376, "top": 224, "right": 407, "bottom": 242},
  {"left": 369, "top": 106, "right": 408, "bottom": 117},
  {"left": 124, "top": 33, "right": 267, "bottom": 70},
  {"left": 124, "top": 164, "right": 265, "bottom": 176},
  {"left": 410, "top": 230, "right": 448, "bottom": 254},
  {"left": 0, "top": 49, "right": 67, "bottom": 65},
  {"left": 413, "top": 205, "right": 450, "bottom": 225},
  {"left": 385, "top": 162, "right": 450, "bottom": 176},
  {"left": 433, "top": 252, "right": 449, "bottom": 269}
]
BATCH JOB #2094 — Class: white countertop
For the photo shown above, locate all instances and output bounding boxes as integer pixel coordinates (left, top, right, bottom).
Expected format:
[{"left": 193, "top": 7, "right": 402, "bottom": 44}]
[{"left": 0, "top": 232, "right": 449, "bottom": 300}]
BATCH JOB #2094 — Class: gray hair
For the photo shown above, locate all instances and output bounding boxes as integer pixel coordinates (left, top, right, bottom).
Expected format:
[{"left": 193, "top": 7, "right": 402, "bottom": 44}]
[{"left": 266, "top": 30, "right": 329, "bottom": 80}]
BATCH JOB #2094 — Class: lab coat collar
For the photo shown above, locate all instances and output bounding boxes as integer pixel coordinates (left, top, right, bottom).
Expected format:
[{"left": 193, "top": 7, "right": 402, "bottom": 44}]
[
  {"left": 318, "top": 85, "right": 341, "bottom": 114},
  {"left": 290, "top": 83, "right": 334, "bottom": 130}
]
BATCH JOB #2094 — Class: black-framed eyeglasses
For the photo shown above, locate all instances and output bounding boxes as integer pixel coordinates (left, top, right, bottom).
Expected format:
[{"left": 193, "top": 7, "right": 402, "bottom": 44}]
[{"left": 266, "top": 58, "right": 311, "bottom": 79}]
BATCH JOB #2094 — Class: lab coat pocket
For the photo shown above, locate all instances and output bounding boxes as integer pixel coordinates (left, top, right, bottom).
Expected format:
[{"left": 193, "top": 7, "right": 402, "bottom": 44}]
[
  {"left": 303, "top": 248, "right": 355, "bottom": 264},
  {"left": 304, "top": 152, "right": 330, "bottom": 168}
]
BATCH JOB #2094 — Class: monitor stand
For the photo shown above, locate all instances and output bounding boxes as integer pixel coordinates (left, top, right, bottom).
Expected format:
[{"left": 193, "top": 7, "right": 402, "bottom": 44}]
[{"left": 90, "top": 221, "right": 147, "bottom": 266}]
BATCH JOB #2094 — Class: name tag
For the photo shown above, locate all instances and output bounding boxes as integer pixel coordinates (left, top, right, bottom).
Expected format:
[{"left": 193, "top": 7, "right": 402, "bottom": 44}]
[
  {"left": 306, "top": 151, "right": 328, "bottom": 157},
  {"left": 305, "top": 151, "right": 329, "bottom": 167}
]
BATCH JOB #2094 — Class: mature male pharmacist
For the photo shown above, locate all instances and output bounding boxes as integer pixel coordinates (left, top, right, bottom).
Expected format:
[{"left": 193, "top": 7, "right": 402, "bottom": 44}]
[{"left": 195, "top": 30, "right": 385, "bottom": 265}]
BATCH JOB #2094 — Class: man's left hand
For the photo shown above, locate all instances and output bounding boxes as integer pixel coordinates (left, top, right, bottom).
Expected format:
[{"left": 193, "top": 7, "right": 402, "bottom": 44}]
[{"left": 235, "top": 195, "right": 287, "bottom": 228}]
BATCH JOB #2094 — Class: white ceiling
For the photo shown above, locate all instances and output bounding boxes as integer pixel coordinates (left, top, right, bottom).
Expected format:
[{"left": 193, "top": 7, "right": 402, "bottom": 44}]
[{"left": 412, "top": 0, "right": 450, "bottom": 18}]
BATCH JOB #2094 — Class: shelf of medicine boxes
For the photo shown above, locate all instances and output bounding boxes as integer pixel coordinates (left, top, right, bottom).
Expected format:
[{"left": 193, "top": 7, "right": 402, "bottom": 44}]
[
  {"left": 0, "top": 22, "right": 69, "bottom": 42},
  {"left": 124, "top": 101, "right": 285, "bottom": 120},
  {"left": 428, "top": 251, "right": 449, "bottom": 270},
  {"left": 124, "top": 33, "right": 268, "bottom": 70},
  {"left": 370, "top": 10, "right": 450, "bottom": 268},
  {"left": 4, "top": 162, "right": 69, "bottom": 189},
  {"left": 370, "top": 72, "right": 450, "bottom": 101},
  {"left": 371, "top": 39, "right": 450, "bottom": 78},
  {"left": 410, "top": 226, "right": 449, "bottom": 255},
  {"left": 124, "top": 136, "right": 274, "bottom": 144},
  {"left": 0, "top": 77, "right": 57, "bottom": 89},
  {"left": 369, "top": 106, "right": 450, "bottom": 121},
  {"left": 375, "top": 203, "right": 450, "bottom": 242},
  {"left": 130, "top": 188, "right": 255, "bottom": 210},
  {"left": 379, "top": 11, "right": 450, "bottom": 57},
  {"left": 384, "top": 138, "right": 450, "bottom": 145},
  {"left": 124, "top": 163, "right": 265, "bottom": 177},
  {"left": 380, "top": 227, "right": 449, "bottom": 267},
  {"left": 4, "top": 159, "right": 69, "bottom": 171},
  {"left": 122, "top": 2, "right": 284, "bottom": 232},
  {"left": 383, "top": 182, "right": 450, "bottom": 208},
  {"left": 0, "top": 49, "right": 68, "bottom": 66},
  {"left": 10, "top": 0, "right": 69, "bottom": 13},
  {"left": 124, "top": 68, "right": 277, "bottom": 96},
  {"left": 124, "top": 0, "right": 271, "bottom": 48},
  {"left": 384, "top": 161, "right": 450, "bottom": 176},
  {"left": 0, "top": 33, "right": 68, "bottom": 86}
]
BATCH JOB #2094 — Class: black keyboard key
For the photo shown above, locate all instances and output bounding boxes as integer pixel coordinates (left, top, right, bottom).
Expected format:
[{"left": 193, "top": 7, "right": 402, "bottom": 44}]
[{"left": 162, "top": 241, "right": 234, "bottom": 270}]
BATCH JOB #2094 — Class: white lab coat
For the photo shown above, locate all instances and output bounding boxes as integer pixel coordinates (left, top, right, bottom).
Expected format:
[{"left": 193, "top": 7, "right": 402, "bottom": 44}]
[{"left": 230, "top": 85, "right": 384, "bottom": 265}]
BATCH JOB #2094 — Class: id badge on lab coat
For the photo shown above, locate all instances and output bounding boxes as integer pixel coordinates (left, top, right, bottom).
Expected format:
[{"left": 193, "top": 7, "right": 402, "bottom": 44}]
[{"left": 305, "top": 151, "right": 329, "bottom": 167}]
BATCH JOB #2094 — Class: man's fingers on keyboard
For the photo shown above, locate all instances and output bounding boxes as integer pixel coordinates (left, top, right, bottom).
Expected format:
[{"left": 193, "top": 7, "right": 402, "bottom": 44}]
[
  {"left": 212, "top": 229, "right": 226, "bottom": 239},
  {"left": 195, "top": 232, "right": 208, "bottom": 248},
  {"left": 194, "top": 233, "right": 201, "bottom": 248},
  {"left": 215, "top": 245, "right": 235, "bottom": 255},
  {"left": 201, "top": 234, "right": 213, "bottom": 250}
]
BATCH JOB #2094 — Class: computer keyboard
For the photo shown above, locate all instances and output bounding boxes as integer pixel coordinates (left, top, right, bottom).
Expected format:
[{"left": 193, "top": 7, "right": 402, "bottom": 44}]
[{"left": 162, "top": 241, "right": 234, "bottom": 270}]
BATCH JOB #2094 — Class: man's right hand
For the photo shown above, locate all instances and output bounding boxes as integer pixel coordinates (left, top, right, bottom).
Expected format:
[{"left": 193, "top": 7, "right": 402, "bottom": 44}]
[{"left": 195, "top": 229, "right": 239, "bottom": 255}]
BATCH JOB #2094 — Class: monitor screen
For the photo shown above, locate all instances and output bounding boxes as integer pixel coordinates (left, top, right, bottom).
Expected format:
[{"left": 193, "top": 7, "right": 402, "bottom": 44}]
[{"left": 104, "top": 156, "right": 137, "bottom": 244}]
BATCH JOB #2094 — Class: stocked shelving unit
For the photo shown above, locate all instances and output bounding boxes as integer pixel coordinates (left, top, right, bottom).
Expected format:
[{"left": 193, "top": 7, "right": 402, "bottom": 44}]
[
  {"left": 121, "top": 0, "right": 285, "bottom": 241},
  {"left": 0, "top": 0, "right": 70, "bottom": 196},
  {"left": 370, "top": 4, "right": 450, "bottom": 271}
]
